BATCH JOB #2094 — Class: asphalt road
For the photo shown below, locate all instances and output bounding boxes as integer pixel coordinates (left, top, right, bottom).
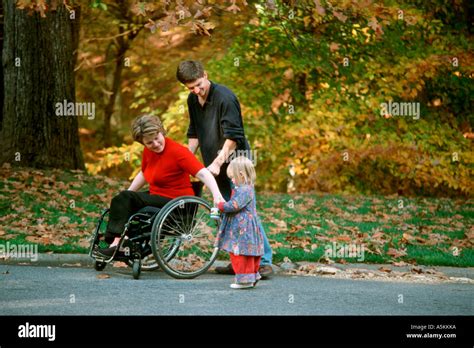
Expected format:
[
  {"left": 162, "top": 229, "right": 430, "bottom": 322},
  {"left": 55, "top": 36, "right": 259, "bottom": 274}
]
[{"left": 0, "top": 264, "right": 472, "bottom": 315}]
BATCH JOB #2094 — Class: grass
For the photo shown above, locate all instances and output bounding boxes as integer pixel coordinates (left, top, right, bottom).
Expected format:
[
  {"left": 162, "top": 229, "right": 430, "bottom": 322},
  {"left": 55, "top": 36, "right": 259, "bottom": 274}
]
[
  {"left": 254, "top": 192, "right": 473, "bottom": 267},
  {"left": 0, "top": 166, "right": 473, "bottom": 267}
]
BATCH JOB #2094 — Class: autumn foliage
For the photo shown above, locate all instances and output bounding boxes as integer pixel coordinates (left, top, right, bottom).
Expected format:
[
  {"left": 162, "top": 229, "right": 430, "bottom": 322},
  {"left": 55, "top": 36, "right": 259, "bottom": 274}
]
[
  {"left": 47, "top": 0, "right": 472, "bottom": 197},
  {"left": 204, "top": 0, "right": 473, "bottom": 196}
]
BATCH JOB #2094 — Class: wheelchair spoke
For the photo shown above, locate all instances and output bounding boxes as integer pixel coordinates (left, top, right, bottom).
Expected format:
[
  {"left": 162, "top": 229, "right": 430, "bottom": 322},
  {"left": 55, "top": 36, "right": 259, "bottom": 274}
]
[
  {"left": 188, "top": 210, "right": 208, "bottom": 236},
  {"left": 184, "top": 204, "right": 193, "bottom": 234},
  {"left": 161, "top": 219, "right": 184, "bottom": 236},
  {"left": 167, "top": 208, "right": 189, "bottom": 235},
  {"left": 175, "top": 204, "right": 190, "bottom": 234}
]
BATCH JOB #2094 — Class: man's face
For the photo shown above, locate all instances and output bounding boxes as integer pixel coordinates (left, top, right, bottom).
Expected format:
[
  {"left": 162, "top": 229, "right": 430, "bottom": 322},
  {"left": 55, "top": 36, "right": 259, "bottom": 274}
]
[{"left": 185, "top": 73, "right": 209, "bottom": 98}]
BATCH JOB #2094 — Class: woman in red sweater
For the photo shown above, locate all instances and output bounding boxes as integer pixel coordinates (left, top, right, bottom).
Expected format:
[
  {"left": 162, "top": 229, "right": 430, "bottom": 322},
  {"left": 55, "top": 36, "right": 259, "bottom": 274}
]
[{"left": 97, "top": 114, "right": 224, "bottom": 256}]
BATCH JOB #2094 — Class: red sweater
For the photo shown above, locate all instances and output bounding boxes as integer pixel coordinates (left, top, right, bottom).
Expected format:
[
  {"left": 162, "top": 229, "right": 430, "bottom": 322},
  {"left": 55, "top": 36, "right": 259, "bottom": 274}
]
[{"left": 141, "top": 137, "right": 204, "bottom": 198}]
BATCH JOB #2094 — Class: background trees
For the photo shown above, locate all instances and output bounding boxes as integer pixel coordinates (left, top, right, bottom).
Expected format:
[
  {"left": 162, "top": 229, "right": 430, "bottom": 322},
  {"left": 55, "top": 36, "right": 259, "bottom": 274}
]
[
  {"left": 1, "top": 0, "right": 472, "bottom": 197},
  {"left": 203, "top": 0, "right": 473, "bottom": 196}
]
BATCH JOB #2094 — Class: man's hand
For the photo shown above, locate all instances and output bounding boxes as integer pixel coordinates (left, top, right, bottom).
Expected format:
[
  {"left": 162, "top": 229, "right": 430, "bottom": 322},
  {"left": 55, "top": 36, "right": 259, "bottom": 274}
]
[
  {"left": 207, "top": 161, "right": 221, "bottom": 176},
  {"left": 208, "top": 139, "right": 237, "bottom": 176}
]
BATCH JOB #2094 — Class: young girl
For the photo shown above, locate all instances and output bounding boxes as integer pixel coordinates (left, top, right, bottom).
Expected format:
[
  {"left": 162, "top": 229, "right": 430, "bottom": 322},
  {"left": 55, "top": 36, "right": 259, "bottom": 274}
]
[{"left": 215, "top": 156, "right": 264, "bottom": 289}]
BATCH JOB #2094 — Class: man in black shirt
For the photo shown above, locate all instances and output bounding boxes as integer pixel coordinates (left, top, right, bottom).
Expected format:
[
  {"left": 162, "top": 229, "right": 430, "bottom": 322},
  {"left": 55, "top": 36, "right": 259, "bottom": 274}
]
[{"left": 177, "top": 60, "right": 273, "bottom": 278}]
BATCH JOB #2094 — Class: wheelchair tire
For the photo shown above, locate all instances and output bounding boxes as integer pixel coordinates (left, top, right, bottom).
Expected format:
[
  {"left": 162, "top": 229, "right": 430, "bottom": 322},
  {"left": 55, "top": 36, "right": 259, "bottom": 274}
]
[
  {"left": 151, "top": 196, "right": 219, "bottom": 279},
  {"left": 132, "top": 259, "right": 141, "bottom": 280},
  {"left": 94, "top": 261, "right": 106, "bottom": 271},
  {"left": 127, "top": 254, "right": 159, "bottom": 271}
]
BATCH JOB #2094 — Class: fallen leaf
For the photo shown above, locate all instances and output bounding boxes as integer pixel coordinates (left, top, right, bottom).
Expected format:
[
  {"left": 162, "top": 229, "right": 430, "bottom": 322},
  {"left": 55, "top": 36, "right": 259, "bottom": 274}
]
[
  {"left": 332, "top": 11, "right": 347, "bottom": 23},
  {"left": 66, "top": 190, "right": 82, "bottom": 197},
  {"left": 318, "top": 255, "right": 335, "bottom": 264},
  {"left": 392, "top": 261, "right": 408, "bottom": 267},
  {"left": 96, "top": 274, "right": 110, "bottom": 279},
  {"left": 316, "top": 266, "right": 340, "bottom": 275},
  {"left": 378, "top": 266, "right": 392, "bottom": 273},
  {"left": 402, "top": 233, "right": 415, "bottom": 244},
  {"left": 61, "top": 263, "right": 81, "bottom": 267},
  {"left": 329, "top": 42, "right": 339, "bottom": 52},
  {"left": 336, "top": 234, "right": 352, "bottom": 243},
  {"left": 58, "top": 216, "right": 70, "bottom": 224},
  {"left": 411, "top": 266, "right": 424, "bottom": 274},
  {"left": 112, "top": 261, "right": 128, "bottom": 268},
  {"left": 386, "top": 248, "right": 407, "bottom": 258}
]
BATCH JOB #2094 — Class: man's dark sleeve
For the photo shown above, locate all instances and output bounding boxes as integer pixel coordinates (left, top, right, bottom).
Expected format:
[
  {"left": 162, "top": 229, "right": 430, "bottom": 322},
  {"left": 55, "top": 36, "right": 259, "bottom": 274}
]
[
  {"left": 186, "top": 98, "right": 198, "bottom": 139},
  {"left": 219, "top": 97, "right": 245, "bottom": 143}
]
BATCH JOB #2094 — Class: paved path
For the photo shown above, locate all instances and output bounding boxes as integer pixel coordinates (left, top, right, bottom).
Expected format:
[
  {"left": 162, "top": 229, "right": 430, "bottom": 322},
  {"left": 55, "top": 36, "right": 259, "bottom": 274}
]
[{"left": 1, "top": 264, "right": 472, "bottom": 315}]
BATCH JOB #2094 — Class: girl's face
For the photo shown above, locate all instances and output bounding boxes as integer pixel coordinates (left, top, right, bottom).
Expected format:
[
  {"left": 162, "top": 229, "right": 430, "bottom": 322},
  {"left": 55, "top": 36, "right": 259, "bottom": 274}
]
[
  {"left": 226, "top": 166, "right": 235, "bottom": 184},
  {"left": 142, "top": 132, "right": 165, "bottom": 153},
  {"left": 227, "top": 166, "right": 245, "bottom": 185}
]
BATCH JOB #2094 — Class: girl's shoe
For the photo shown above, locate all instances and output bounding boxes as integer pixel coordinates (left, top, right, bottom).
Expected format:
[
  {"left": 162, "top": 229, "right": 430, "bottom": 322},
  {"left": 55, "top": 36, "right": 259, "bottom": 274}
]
[{"left": 230, "top": 283, "right": 254, "bottom": 289}]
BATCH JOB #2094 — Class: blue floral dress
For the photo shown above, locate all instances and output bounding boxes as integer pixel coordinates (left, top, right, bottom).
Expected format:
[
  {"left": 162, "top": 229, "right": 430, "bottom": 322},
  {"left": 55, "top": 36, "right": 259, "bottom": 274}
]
[{"left": 215, "top": 184, "right": 264, "bottom": 257}]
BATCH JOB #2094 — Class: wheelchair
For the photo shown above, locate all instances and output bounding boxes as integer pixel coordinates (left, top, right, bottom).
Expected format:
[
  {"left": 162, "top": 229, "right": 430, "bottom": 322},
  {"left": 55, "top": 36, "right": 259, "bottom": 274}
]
[{"left": 89, "top": 182, "right": 220, "bottom": 280}]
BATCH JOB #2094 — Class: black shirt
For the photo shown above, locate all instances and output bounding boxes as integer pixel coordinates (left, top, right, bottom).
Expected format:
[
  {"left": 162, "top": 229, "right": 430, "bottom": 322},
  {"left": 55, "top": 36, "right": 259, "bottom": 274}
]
[{"left": 186, "top": 81, "right": 250, "bottom": 167}]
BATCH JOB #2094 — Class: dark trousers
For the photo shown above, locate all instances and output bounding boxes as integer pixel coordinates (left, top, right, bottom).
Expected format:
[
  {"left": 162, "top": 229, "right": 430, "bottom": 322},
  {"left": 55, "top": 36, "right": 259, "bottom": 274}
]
[
  {"left": 216, "top": 163, "right": 232, "bottom": 201},
  {"left": 105, "top": 190, "right": 171, "bottom": 243}
]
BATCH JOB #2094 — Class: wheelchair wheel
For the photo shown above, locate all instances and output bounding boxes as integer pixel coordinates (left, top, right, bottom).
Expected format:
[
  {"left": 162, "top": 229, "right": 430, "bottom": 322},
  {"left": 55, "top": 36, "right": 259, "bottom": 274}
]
[
  {"left": 138, "top": 254, "right": 159, "bottom": 271},
  {"left": 151, "top": 196, "right": 219, "bottom": 279},
  {"left": 127, "top": 253, "right": 159, "bottom": 271},
  {"left": 94, "top": 261, "right": 106, "bottom": 271},
  {"left": 132, "top": 259, "right": 141, "bottom": 279}
]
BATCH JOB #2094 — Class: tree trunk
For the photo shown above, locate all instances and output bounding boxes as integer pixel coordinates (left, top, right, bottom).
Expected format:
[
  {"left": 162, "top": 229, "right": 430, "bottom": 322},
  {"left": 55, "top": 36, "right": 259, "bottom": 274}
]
[
  {"left": 103, "top": 40, "right": 127, "bottom": 147},
  {"left": 0, "top": 0, "right": 84, "bottom": 169}
]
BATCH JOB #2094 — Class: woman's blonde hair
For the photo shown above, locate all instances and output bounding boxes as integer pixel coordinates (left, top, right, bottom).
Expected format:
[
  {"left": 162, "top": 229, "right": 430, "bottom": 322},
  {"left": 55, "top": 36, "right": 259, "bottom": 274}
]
[
  {"left": 131, "top": 114, "right": 167, "bottom": 144},
  {"left": 227, "top": 156, "right": 256, "bottom": 186}
]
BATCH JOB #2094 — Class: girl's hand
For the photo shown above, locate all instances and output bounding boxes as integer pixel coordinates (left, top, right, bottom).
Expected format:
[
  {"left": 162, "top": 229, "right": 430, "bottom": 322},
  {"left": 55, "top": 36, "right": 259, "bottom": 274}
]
[{"left": 214, "top": 195, "right": 225, "bottom": 206}]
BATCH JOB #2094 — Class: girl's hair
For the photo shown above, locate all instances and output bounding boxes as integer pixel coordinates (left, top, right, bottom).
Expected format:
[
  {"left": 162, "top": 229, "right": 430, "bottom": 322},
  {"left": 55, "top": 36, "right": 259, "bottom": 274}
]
[
  {"left": 131, "top": 114, "right": 167, "bottom": 144},
  {"left": 227, "top": 156, "right": 256, "bottom": 186}
]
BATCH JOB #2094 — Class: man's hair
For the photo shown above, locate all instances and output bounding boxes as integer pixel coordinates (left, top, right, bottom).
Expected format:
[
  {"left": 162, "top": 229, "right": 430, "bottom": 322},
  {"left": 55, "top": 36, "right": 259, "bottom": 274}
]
[
  {"left": 176, "top": 60, "right": 205, "bottom": 84},
  {"left": 131, "top": 114, "right": 167, "bottom": 144}
]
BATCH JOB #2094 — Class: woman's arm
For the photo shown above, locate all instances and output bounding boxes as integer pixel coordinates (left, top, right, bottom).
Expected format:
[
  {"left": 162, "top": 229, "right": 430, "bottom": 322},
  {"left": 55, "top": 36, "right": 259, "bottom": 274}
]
[
  {"left": 195, "top": 168, "right": 224, "bottom": 205},
  {"left": 128, "top": 170, "right": 147, "bottom": 191}
]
